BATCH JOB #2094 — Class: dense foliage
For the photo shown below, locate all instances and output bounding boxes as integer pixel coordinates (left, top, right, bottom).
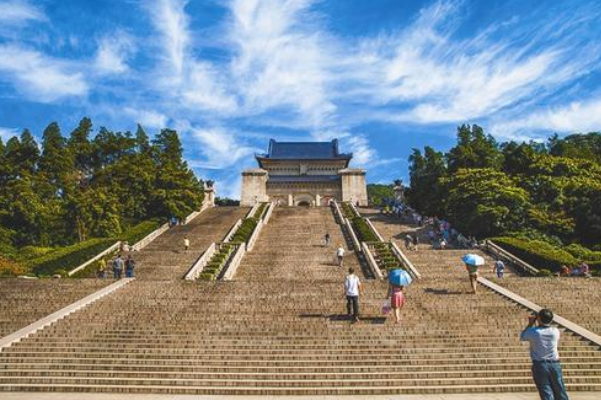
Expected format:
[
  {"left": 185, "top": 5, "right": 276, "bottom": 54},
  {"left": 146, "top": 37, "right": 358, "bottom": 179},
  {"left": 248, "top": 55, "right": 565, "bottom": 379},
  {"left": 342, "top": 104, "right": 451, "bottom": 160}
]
[
  {"left": 367, "top": 184, "right": 394, "bottom": 206},
  {"left": 215, "top": 197, "right": 240, "bottom": 206},
  {"left": 200, "top": 244, "right": 234, "bottom": 281},
  {"left": 407, "top": 125, "right": 601, "bottom": 269},
  {"left": 0, "top": 118, "right": 204, "bottom": 257},
  {"left": 230, "top": 218, "right": 259, "bottom": 243}
]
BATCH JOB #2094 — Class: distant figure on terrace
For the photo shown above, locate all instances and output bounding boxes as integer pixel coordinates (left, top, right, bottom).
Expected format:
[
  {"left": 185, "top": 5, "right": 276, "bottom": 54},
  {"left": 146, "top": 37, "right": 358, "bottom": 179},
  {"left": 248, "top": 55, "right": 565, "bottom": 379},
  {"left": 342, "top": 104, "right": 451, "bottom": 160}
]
[
  {"left": 404, "top": 234, "right": 413, "bottom": 250},
  {"left": 336, "top": 245, "right": 345, "bottom": 267},
  {"left": 389, "top": 283, "right": 405, "bottom": 325},
  {"left": 521, "top": 309, "right": 569, "bottom": 400},
  {"left": 493, "top": 259, "right": 505, "bottom": 279},
  {"left": 439, "top": 238, "right": 447, "bottom": 250},
  {"left": 183, "top": 237, "right": 190, "bottom": 251},
  {"left": 428, "top": 230, "right": 436, "bottom": 244},
  {"left": 113, "top": 255, "right": 124, "bottom": 279},
  {"left": 412, "top": 234, "right": 419, "bottom": 251},
  {"left": 581, "top": 262, "right": 591, "bottom": 278},
  {"left": 343, "top": 267, "right": 362, "bottom": 323},
  {"left": 571, "top": 265, "right": 582, "bottom": 277},
  {"left": 125, "top": 255, "right": 135, "bottom": 278},
  {"left": 97, "top": 258, "right": 107, "bottom": 279},
  {"left": 324, "top": 233, "right": 331, "bottom": 247},
  {"left": 560, "top": 265, "right": 571, "bottom": 277}
]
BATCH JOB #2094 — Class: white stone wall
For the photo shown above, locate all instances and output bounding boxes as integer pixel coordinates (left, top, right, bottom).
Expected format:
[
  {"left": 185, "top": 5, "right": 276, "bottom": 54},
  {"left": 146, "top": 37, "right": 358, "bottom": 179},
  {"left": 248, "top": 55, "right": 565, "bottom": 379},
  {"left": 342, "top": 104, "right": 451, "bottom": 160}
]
[
  {"left": 240, "top": 169, "right": 269, "bottom": 206},
  {"left": 340, "top": 169, "right": 368, "bottom": 206}
]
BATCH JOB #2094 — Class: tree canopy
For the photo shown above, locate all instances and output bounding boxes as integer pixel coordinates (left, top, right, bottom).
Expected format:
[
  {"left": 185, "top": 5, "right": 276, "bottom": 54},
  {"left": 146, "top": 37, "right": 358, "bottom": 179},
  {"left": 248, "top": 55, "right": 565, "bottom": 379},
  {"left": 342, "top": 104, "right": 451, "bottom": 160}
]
[{"left": 0, "top": 118, "right": 204, "bottom": 252}]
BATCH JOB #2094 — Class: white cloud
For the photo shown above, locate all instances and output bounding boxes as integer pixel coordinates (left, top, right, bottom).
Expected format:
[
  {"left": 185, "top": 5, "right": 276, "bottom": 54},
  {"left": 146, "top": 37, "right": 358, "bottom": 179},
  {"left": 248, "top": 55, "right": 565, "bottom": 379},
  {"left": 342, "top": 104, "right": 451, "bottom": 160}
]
[
  {"left": 94, "top": 32, "right": 135, "bottom": 75},
  {"left": 0, "top": 0, "right": 46, "bottom": 26},
  {"left": 181, "top": 63, "right": 237, "bottom": 112},
  {"left": 191, "top": 127, "right": 258, "bottom": 169},
  {"left": 0, "top": 45, "right": 88, "bottom": 101},
  {"left": 124, "top": 108, "right": 168, "bottom": 130},
  {"left": 491, "top": 98, "right": 601, "bottom": 139},
  {"left": 229, "top": 0, "right": 335, "bottom": 127}
]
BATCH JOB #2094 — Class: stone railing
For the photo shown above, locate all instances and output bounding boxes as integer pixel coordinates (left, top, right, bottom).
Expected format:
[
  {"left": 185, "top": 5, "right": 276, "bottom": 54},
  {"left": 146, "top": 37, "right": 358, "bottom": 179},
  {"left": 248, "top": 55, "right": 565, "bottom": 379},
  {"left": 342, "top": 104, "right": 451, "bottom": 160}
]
[
  {"left": 131, "top": 222, "right": 170, "bottom": 252},
  {"left": 479, "top": 277, "right": 601, "bottom": 348},
  {"left": 68, "top": 241, "right": 122, "bottom": 276},
  {"left": 262, "top": 202, "right": 275, "bottom": 224},
  {"left": 483, "top": 240, "right": 539, "bottom": 276},
  {"left": 344, "top": 218, "right": 361, "bottom": 252},
  {"left": 246, "top": 203, "right": 260, "bottom": 218},
  {"left": 223, "top": 219, "right": 243, "bottom": 243},
  {"left": 247, "top": 219, "right": 264, "bottom": 251},
  {"left": 222, "top": 244, "right": 246, "bottom": 281},
  {"left": 332, "top": 201, "right": 344, "bottom": 224},
  {"left": 184, "top": 243, "right": 216, "bottom": 281},
  {"left": 390, "top": 241, "right": 421, "bottom": 279},
  {"left": 361, "top": 242, "right": 384, "bottom": 280}
]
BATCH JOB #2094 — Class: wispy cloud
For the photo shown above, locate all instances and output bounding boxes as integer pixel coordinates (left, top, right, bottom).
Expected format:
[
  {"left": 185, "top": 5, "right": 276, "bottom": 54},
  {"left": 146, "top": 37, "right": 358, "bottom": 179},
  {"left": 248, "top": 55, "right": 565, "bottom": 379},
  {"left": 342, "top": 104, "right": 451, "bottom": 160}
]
[
  {"left": 0, "top": 126, "right": 19, "bottom": 140},
  {"left": 0, "top": 0, "right": 46, "bottom": 26},
  {"left": 94, "top": 32, "right": 135, "bottom": 75},
  {"left": 190, "top": 127, "right": 258, "bottom": 170},
  {"left": 0, "top": 45, "right": 88, "bottom": 101}
]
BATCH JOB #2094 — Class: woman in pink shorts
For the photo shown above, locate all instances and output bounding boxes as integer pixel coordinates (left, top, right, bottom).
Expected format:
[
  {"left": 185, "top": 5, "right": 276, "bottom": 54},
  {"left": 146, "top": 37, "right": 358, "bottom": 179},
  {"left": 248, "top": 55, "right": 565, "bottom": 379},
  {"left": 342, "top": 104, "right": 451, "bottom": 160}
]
[{"left": 389, "top": 283, "right": 405, "bottom": 324}]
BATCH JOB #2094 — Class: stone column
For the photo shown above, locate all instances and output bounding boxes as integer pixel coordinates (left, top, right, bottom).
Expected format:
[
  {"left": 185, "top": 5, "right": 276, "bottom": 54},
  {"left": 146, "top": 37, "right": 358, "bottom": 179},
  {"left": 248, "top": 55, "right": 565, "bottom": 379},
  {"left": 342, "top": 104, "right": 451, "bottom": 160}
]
[
  {"left": 240, "top": 169, "right": 269, "bottom": 206},
  {"left": 288, "top": 193, "right": 293, "bottom": 206},
  {"left": 339, "top": 168, "right": 368, "bottom": 206},
  {"left": 315, "top": 194, "right": 321, "bottom": 207}
]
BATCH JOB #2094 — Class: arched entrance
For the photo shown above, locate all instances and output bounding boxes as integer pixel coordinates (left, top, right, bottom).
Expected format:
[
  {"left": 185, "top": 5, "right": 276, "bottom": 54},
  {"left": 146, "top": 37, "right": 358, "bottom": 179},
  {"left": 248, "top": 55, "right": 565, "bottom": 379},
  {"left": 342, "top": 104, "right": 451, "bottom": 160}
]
[{"left": 294, "top": 194, "right": 314, "bottom": 207}]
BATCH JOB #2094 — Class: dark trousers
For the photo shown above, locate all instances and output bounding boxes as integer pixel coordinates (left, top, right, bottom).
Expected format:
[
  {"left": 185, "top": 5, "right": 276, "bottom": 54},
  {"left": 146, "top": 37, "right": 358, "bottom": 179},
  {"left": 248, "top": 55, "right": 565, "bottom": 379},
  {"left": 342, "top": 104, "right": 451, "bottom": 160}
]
[
  {"left": 346, "top": 295, "right": 359, "bottom": 320},
  {"left": 532, "top": 361, "right": 569, "bottom": 400}
]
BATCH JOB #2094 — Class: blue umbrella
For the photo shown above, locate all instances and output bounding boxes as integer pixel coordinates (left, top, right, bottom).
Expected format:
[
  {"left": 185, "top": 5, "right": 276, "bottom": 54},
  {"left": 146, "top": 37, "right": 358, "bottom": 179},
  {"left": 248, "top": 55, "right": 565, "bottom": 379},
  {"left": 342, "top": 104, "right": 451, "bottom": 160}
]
[
  {"left": 462, "top": 254, "right": 485, "bottom": 266},
  {"left": 388, "top": 269, "right": 412, "bottom": 287}
]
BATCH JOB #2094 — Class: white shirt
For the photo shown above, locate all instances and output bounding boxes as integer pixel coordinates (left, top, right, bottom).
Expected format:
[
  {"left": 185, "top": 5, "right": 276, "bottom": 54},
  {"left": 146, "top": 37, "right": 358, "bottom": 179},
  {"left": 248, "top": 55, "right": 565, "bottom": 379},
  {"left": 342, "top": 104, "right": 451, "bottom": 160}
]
[
  {"left": 336, "top": 247, "right": 345, "bottom": 257},
  {"left": 520, "top": 325, "right": 560, "bottom": 361},
  {"left": 345, "top": 274, "right": 360, "bottom": 296},
  {"left": 184, "top": 239, "right": 190, "bottom": 246}
]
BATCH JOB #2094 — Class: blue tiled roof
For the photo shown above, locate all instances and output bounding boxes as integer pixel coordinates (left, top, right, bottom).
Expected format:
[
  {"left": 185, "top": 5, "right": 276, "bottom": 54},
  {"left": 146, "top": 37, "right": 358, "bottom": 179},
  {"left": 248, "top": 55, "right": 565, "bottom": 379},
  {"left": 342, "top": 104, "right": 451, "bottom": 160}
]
[
  {"left": 267, "top": 175, "right": 341, "bottom": 183},
  {"left": 257, "top": 139, "right": 352, "bottom": 160}
]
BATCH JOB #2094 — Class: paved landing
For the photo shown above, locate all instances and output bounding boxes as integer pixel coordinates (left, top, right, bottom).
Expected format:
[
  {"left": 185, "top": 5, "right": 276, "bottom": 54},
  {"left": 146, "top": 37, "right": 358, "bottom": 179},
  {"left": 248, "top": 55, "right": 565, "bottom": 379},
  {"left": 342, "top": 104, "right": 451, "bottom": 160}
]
[{"left": 0, "top": 393, "right": 597, "bottom": 400}]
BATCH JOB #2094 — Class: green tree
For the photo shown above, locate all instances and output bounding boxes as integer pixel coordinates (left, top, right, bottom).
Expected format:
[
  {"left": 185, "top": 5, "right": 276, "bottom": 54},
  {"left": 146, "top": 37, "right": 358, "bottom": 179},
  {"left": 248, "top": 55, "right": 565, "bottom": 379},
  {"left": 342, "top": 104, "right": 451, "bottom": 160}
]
[
  {"left": 447, "top": 124, "right": 504, "bottom": 173},
  {"left": 442, "top": 168, "right": 530, "bottom": 238},
  {"left": 407, "top": 146, "right": 447, "bottom": 216},
  {"left": 367, "top": 184, "right": 394, "bottom": 206}
]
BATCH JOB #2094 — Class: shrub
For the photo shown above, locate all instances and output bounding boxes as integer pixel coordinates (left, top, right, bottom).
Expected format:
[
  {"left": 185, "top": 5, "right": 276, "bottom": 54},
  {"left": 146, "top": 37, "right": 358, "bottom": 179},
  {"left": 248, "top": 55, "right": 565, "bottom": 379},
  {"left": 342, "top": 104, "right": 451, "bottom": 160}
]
[
  {"left": 341, "top": 202, "right": 359, "bottom": 219},
  {"left": 200, "top": 244, "right": 235, "bottom": 281},
  {"left": 17, "top": 246, "right": 55, "bottom": 262},
  {"left": 254, "top": 202, "right": 268, "bottom": 219},
  {"left": 491, "top": 237, "right": 577, "bottom": 273},
  {"left": 120, "top": 220, "right": 162, "bottom": 245},
  {"left": 352, "top": 217, "right": 379, "bottom": 242},
  {"left": 564, "top": 243, "right": 601, "bottom": 262},
  {"left": 27, "top": 238, "right": 116, "bottom": 277},
  {"left": 231, "top": 218, "right": 259, "bottom": 243},
  {"left": 537, "top": 269, "right": 553, "bottom": 277},
  {"left": 0, "top": 256, "right": 27, "bottom": 277}
]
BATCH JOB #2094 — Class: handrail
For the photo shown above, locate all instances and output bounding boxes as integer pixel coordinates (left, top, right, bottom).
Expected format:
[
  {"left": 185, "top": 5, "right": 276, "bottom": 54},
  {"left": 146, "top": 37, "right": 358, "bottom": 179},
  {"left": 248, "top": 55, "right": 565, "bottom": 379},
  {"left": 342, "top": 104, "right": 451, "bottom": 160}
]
[
  {"left": 263, "top": 202, "right": 275, "bottom": 224},
  {"left": 391, "top": 241, "right": 422, "bottom": 279},
  {"left": 479, "top": 277, "right": 601, "bottom": 347},
  {"left": 223, "top": 219, "right": 243, "bottom": 243},
  {"left": 484, "top": 240, "right": 539, "bottom": 276},
  {"left": 0, "top": 278, "right": 133, "bottom": 351},
  {"left": 344, "top": 218, "right": 361, "bottom": 252},
  {"left": 247, "top": 219, "right": 264, "bottom": 251},
  {"left": 362, "top": 242, "right": 384, "bottom": 280},
  {"left": 184, "top": 243, "right": 216, "bottom": 280},
  {"left": 68, "top": 241, "right": 121, "bottom": 276},
  {"left": 332, "top": 201, "right": 344, "bottom": 224},
  {"left": 131, "top": 223, "right": 169, "bottom": 251},
  {"left": 246, "top": 203, "right": 260, "bottom": 218},
  {"left": 222, "top": 244, "right": 246, "bottom": 280},
  {"left": 349, "top": 202, "right": 361, "bottom": 218}
]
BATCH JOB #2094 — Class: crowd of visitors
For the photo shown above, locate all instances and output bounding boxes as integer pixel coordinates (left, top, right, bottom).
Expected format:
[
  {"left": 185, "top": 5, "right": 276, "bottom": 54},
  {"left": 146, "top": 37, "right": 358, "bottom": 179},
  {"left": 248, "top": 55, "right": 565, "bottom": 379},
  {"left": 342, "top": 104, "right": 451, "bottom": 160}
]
[
  {"left": 96, "top": 254, "right": 136, "bottom": 279},
  {"left": 560, "top": 262, "right": 591, "bottom": 278}
]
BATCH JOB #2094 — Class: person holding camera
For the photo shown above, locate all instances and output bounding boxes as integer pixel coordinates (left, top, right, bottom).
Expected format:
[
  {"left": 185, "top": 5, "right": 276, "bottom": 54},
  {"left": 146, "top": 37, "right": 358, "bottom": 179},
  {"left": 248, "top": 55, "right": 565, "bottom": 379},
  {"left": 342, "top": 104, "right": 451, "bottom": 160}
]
[{"left": 520, "top": 309, "right": 569, "bottom": 400}]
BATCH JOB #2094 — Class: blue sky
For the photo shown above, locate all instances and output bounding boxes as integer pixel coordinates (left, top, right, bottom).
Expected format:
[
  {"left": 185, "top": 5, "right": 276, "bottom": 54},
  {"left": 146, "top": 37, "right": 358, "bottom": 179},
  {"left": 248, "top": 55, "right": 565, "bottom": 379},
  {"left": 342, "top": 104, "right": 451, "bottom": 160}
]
[{"left": 1, "top": 0, "right": 601, "bottom": 198}]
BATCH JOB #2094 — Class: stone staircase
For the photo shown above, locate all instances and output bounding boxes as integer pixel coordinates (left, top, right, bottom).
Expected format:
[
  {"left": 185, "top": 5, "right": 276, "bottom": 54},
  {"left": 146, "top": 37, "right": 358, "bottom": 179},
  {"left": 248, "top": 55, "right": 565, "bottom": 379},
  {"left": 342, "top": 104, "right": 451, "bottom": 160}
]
[
  {"left": 130, "top": 206, "right": 249, "bottom": 280},
  {"left": 0, "top": 279, "right": 110, "bottom": 338},
  {"left": 0, "top": 207, "right": 600, "bottom": 394}
]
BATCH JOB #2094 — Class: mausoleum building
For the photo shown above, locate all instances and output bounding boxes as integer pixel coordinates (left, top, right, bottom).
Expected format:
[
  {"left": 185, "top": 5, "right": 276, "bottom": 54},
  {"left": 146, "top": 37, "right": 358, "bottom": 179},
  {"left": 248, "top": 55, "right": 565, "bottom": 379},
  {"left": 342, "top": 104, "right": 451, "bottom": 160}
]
[{"left": 241, "top": 139, "right": 367, "bottom": 206}]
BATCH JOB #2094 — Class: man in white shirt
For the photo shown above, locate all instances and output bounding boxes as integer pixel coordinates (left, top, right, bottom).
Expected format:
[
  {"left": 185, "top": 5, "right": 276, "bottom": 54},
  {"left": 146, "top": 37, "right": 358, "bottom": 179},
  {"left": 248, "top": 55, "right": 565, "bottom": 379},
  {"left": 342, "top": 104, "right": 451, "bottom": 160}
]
[
  {"left": 520, "top": 309, "right": 569, "bottom": 400},
  {"left": 343, "top": 267, "right": 362, "bottom": 323},
  {"left": 336, "top": 246, "right": 345, "bottom": 267},
  {"left": 183, "top": 237, "right": 190, "bottom": 251}
]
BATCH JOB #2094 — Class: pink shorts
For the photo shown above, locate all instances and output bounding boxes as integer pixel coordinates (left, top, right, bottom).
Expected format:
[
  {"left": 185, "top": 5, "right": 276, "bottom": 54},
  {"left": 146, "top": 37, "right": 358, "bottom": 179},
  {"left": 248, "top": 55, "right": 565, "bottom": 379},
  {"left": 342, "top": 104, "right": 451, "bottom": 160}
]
[{"left": 391, "top": 291, "right": 405, "bottom": 309}]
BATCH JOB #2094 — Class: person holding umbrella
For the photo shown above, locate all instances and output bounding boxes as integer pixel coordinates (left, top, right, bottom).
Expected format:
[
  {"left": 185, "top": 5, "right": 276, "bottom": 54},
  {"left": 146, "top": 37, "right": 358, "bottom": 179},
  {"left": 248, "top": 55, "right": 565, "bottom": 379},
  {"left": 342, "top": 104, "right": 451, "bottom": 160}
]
[
  {"left": 462, "top": 254, "right": 485, "bottom": 294},
  {"left": 388, "top": 269, "right": 412, "bottom": 325}
]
